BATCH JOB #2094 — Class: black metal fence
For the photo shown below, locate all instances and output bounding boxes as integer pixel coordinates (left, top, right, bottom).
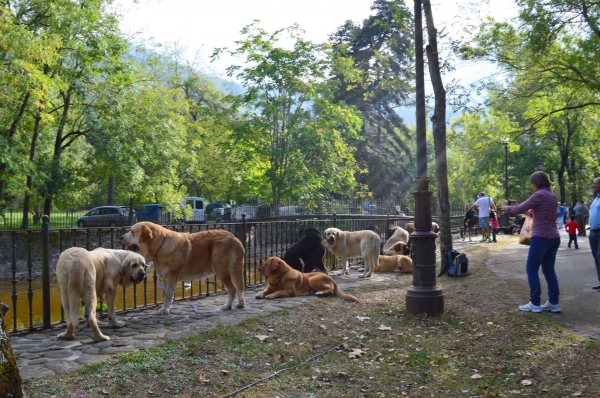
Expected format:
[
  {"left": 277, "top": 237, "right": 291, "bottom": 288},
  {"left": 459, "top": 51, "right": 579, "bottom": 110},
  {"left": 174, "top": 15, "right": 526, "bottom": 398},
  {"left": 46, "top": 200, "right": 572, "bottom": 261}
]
[
  {"left": 0, "top": 199, "right": 470, "bottom": 230},
  {"left": 0, "top": 214, "right": 465, "bottom": 334}
]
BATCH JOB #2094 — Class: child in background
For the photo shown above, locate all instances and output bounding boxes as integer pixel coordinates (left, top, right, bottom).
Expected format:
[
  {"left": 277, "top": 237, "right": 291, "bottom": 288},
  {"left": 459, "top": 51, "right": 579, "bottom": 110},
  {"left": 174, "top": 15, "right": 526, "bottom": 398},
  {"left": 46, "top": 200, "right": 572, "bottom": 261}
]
[
  {"left": 490, "top": 211, "right": 499, "bottom": 242},
  {"left": 565, "top": 215, "right": 580, "bottom": 249}
]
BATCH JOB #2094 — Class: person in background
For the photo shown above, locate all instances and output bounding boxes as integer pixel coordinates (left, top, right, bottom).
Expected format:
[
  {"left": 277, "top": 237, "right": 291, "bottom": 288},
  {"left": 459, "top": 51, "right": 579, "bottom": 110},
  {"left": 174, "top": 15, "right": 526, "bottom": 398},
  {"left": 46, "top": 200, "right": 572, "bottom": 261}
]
[
  {"left": 490, "top": 210, "right": 499, "bottom": 243},
  {"left": 468, "top": 192, "right": 496, "bottom": 243},
  {"left": 569, "top": 202, "right": 576, "bottom": 220},
  {"left": 575, "top": 200, "right": 589, "bottom": 236},
  {"left": 587, "top": 177, "right": 600, "bottom": 291},
  {"left": 557, "top": 202, "right": 566, "bottom": 229},
  {"left": 565, "top": 215, "right": 580, "bottom": 249},
  {"left": 501, "top": 171, "right": 561, "bottom": 313}
]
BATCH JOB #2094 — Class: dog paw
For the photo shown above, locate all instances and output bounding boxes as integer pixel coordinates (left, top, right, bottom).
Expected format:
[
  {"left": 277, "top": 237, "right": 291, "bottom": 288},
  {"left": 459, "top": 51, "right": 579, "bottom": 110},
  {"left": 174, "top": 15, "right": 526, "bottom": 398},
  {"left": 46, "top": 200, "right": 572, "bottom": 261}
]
[
  {"left": 57, "top": 332, "right": 74, "bottom": 340},
  {"left": 265, "top": 294, "right": 276, "bottom": 299},
  {"left": 255, "top": 294, "right": 265, "bottom": 299},
  {"left": 156, "top": 307, "right": 170, "bottom": 315},
  {"left": 235, "top": 301, "right": 245, "bottom": 308},
  {"left": 221, "top": 303, "right": 232, "bottom": 310},
  {"left": 92, "top": 334, "right": 110, "bottom": 342},
  {"left": 111, "top": 320, "right": 126, "bottom": 328}
]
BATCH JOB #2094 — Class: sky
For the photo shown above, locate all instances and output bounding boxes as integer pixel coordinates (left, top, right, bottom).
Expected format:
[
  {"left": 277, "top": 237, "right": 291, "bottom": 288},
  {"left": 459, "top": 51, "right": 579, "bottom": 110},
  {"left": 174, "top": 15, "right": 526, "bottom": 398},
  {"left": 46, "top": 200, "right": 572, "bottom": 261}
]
[{"left": 113, "top": 0, "right": 519, "bottom": 121}]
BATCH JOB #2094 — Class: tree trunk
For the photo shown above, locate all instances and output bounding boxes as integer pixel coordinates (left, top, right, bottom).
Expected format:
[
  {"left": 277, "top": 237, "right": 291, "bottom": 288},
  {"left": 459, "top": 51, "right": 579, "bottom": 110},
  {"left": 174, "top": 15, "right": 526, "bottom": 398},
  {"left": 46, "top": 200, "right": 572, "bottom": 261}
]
[
  {"left": 0, "top": 303, "right": 23, "bottom": 398},
  {"left": 107, "top": 176, "right": 115, "bottom": 205},
  {"left": 21, "top": 110, "right": 42, "bottom": 229},
  {"left": 423, "top": 0, "right": 452, "bottom": 275}
]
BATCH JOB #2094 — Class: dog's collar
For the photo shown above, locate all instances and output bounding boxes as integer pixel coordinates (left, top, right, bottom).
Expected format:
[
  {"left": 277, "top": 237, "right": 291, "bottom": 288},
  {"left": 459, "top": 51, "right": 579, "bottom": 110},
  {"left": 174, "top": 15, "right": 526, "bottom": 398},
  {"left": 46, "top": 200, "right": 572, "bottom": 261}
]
[{"left": 155, "top": 237, "right": 166, "bottom": 257}]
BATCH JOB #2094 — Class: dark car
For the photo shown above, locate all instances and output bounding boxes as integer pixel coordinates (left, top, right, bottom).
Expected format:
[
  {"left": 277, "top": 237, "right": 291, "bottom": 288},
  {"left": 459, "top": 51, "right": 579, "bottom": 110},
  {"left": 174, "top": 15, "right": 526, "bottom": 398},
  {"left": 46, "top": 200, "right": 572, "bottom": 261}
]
[
  {"left": 77, "top": 206, "right": 135, "bottom": 228},
  {"left": 206, "top": 203, "right": 224, "bottom": 213}
]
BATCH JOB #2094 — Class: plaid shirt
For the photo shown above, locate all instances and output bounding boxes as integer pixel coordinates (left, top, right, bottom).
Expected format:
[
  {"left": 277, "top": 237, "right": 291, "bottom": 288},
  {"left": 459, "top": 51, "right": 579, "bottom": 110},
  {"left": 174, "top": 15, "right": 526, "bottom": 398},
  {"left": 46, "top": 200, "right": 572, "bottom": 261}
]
[{"left": 505, "top": 188, "right": 560, "bottom": 239}]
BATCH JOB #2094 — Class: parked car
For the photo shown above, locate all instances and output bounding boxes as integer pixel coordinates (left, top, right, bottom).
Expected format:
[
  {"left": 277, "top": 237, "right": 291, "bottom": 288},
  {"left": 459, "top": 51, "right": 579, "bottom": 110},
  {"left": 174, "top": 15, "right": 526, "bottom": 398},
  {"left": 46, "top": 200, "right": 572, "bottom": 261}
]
[
  {"left": 181, "top": 197, "right": 206, "bottom": 223},
  {"left": 77, "top": 206, "right": 135, "bottom": 228},
  {"left": 206, "top": 203, "right": 224, "bottom": 213}
]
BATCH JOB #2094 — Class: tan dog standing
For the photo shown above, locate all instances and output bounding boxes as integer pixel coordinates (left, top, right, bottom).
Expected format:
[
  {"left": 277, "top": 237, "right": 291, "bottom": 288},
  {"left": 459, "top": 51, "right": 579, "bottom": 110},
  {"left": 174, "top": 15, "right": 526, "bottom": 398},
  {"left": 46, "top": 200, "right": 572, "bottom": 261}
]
[
  {"left": 256, "top": 257, "right": 359, "bottom": 302},
  {"left": 56, "top": 248, "right": 146, "bottom": 341},
  {"left": 323, "top": 228, "right": 380, "bottom": 277},
  {"left": 121, "top": 222, "right": 245, "bottom": 314}
]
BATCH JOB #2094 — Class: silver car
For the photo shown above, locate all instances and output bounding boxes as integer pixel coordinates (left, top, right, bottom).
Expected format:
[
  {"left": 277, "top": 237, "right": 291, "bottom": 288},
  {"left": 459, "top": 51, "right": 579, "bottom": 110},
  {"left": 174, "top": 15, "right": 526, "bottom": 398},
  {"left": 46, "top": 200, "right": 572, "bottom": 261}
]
[{"left": 77, "top": 206, "right": 135, "bottom": 228}]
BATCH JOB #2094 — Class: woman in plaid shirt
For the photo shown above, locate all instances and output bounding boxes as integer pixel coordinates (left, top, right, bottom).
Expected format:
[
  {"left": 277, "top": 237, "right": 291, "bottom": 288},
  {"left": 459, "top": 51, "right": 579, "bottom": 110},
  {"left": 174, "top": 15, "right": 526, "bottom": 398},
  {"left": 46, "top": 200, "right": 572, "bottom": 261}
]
[{"left": 502, "top": 171, "right": 561, "bottom": 313}]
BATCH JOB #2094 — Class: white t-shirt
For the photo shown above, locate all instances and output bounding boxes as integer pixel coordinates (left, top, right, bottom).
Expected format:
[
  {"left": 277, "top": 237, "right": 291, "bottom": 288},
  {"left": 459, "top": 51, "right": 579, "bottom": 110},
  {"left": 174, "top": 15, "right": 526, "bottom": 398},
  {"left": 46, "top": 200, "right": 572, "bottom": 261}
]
[{"left": 474, "top": 196, "right": 495, "bottom": 218}]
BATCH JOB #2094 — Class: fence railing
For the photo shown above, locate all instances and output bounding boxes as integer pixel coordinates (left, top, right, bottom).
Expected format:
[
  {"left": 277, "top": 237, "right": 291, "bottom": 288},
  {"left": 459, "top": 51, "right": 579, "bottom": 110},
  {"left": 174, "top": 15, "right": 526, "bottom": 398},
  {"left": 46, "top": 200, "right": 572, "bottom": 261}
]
[
  {"left": 0, "top": 199, "right": 471, "bottom": 230},
  {"left": 0, "top": 214, "right": 464, "bottom": 334}
]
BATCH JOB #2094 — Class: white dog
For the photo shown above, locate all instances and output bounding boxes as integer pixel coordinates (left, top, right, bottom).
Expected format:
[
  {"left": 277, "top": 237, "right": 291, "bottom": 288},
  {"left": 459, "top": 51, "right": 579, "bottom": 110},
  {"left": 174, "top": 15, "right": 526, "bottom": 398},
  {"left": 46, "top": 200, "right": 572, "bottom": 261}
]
[
  {"left": 383, "top": 226, "right": 410, "bottom": 252},
  {"left": 56, "top": 247, "right": 146, "bottom": 341},
  {"left": 323, "top": 228, "right": 380, "bottom": 277}
]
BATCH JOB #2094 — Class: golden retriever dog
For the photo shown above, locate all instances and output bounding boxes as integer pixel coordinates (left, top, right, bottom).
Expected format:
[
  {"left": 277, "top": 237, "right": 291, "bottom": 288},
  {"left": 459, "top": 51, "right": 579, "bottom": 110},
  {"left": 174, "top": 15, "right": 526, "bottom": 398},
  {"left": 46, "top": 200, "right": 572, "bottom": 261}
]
[
  {"left": 383, "top": 241, "right": 410, "bottom": 256},
  {"left": 383, "top": 226, "right": 410, "bottom": 252},
  {"left": 375, "top": 255, "right": 413, "bottom": 273},
  {"left": 256, "top": 257, "right": 359, "bottom": 302},
  {"left": 121, "top": 222, "right": 245, "bottom": 314},
  {"left": 323, "top": 228, "right": 380, "bottom": 277},
  {"left": 56, "top": 247, "right": 146, "bottom": 341}
]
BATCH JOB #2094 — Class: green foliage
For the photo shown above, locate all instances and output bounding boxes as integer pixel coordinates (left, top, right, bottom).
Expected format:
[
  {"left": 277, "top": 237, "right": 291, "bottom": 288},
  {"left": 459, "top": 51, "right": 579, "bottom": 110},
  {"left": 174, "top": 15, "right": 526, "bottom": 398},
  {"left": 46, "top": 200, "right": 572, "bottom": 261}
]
[
  {"left": 215, "top": 22, "right": 362, "bottom": 205},
  {"left": 329, "top": 0, "right": 416, "bottom": 199}
]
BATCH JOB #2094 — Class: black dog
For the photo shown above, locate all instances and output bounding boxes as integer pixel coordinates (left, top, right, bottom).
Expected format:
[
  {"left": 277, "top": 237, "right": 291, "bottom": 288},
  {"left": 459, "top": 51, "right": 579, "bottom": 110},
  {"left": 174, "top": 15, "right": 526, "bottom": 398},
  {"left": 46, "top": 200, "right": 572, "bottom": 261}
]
[
  {"left": 282, "top": 226, "right": 327, "bottom": 274},
  {"left": 460, "top": 210, "right": 478, "bottom": 241},
  {"left": 497, "top": 225, "right": 517, "bottom": 235}
]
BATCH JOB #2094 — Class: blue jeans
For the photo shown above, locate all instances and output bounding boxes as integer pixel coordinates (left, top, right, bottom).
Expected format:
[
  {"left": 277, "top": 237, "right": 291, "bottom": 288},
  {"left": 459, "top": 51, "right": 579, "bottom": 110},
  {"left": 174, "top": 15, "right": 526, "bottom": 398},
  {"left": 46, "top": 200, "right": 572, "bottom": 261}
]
[
  {"left": 588, "top": 230, "right": 600, "bottom": 282},
  {"left": 526, "top": 237, "right": 561, "bottom": 305}
]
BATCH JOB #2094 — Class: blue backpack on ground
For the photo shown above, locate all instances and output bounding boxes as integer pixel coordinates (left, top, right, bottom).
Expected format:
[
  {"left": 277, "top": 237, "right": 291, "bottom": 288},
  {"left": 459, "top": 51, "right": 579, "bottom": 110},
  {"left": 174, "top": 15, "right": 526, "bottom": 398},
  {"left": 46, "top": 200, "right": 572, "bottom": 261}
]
[{"left": 447, "top": 249, "right": 470, "bottom": 277}]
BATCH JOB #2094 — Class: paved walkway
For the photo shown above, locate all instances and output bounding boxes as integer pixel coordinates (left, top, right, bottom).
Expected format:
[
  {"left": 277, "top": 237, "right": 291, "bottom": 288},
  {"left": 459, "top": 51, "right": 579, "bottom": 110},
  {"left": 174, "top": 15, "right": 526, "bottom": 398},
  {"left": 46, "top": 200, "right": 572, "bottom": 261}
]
[
  {"left": 11, "top": 274, "right": 386, "bottom": 380},
  {"left": 486, "top": 229, "right": 600, "bottom": 339}
]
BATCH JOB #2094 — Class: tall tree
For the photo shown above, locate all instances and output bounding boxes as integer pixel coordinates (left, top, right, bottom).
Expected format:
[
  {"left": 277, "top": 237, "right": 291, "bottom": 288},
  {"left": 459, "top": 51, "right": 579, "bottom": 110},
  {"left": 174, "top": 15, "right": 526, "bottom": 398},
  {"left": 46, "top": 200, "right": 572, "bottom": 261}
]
[
  {"left": 422, "top": 0, "right": 452, "bottom": 273},
  {"left": 329, "top": 0, "right": 415, "bottom": 199},
  {"left": 215, "top": 22, "right": 362, "bottom": 208}
]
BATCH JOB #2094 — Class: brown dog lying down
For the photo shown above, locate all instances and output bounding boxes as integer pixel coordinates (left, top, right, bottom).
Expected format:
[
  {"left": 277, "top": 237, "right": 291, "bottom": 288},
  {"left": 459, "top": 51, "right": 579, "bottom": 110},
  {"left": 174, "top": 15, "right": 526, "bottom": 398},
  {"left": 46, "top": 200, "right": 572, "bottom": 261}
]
[
  {"left": 404, "top": 222, "right": 439, "bottom": 234},
  {"left": 383, "top": 241, "right": 410, "bottom": 256},
  {"left": 256, "top": 257, "right": 359, "bottom": 302},
  {"left": 375, "top": 255, "right": 413, "bottom": 273}
]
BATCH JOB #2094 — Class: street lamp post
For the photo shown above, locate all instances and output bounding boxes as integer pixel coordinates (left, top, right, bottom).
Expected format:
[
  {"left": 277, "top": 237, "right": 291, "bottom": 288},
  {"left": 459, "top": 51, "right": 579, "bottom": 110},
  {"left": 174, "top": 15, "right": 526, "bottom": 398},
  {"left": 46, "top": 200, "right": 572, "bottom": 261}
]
[
  {"left": 405, "top": 0, "right": 444, "bottom": 315},
  {"left": 503, "top": 138, "right": 509, "bottom": 227}
]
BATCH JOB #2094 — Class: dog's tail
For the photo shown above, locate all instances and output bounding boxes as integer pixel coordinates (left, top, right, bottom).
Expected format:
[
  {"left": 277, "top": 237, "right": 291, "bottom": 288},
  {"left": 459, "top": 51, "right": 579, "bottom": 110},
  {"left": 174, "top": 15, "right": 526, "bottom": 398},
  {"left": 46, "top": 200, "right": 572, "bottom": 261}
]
[
  {"left": 57, "top": 256, "right": 86, "bottom": 330},
  {"left": 333, "top": 282, "right": 360, "bottom": 303}
]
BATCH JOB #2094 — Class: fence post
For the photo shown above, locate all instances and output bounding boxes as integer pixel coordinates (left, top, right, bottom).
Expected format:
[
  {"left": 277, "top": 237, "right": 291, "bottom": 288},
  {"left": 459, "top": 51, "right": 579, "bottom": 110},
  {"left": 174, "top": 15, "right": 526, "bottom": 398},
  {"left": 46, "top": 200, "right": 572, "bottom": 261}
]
[
  {"left": 241, "top": 214, "right": 247, "bottom": 284},
  {"left": 41, "top": 215, "right": 51, "bottom": 329},
  {"left": 332, "top": 213, "right": 337, "bottom": 229}
]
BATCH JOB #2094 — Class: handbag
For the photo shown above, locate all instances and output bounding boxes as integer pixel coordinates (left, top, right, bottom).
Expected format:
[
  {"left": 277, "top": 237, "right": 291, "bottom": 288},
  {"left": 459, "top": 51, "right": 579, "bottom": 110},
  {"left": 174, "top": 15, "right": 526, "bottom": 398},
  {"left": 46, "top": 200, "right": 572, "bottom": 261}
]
[{"left": 519, "top": 215, "right": 533, "bottom": 245}]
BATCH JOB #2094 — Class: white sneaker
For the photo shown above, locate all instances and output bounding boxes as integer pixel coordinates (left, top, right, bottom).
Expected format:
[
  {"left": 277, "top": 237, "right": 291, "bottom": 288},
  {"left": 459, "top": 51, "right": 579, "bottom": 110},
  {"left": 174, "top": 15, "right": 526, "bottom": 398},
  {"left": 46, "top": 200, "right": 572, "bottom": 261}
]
[
  {"left": 540, "top": 301, "right": 562, "bottom": 313},
  {"left": 519, "top": 302, "right": 542, "bottom": 313}
]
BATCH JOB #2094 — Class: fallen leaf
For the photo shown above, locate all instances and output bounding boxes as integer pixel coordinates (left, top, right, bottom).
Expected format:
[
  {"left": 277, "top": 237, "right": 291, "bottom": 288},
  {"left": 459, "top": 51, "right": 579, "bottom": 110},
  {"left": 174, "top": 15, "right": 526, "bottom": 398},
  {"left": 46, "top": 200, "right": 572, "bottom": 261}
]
[
  {"left": 320, "top": 324, "right": 327, "bottom": 330},
  {"left": 255, "top": 334, "right": 269, "bottom": 342},
  {"left": 573, "top": 391, "right": 582, "bottom": 397},
  {"left": 349, "top": 348, "right": 366, "bottom": 359},
  {"left": 356, "top": 316, "right": 370, "bottom": 321},
  {"left": 378, "top": 324, "right": 392, "bottom": 331},
  {"left": 221, "top": 370, "right": 230, "bottom": 375},
  {"left": 521, "top": 379, "right": 532, "bottom": 386},
  {"left": 267, "top": 328, "right": 274, "bottom": 332},
  {"left": 198, "top": 373, "right": 209, "bottom": 384},
  {"left": 470, "top": 374, "right": 483, "bottom": 379},
  {"left": 101, "top": 388, "right": 111, "bottom": 396}
]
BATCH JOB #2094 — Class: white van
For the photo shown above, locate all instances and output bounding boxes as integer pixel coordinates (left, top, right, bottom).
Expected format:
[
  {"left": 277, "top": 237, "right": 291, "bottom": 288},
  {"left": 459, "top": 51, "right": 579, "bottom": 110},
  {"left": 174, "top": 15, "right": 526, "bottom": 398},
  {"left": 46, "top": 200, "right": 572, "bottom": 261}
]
[{"left": 183, "top": 197, "right": 206, "bottom": 223}]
